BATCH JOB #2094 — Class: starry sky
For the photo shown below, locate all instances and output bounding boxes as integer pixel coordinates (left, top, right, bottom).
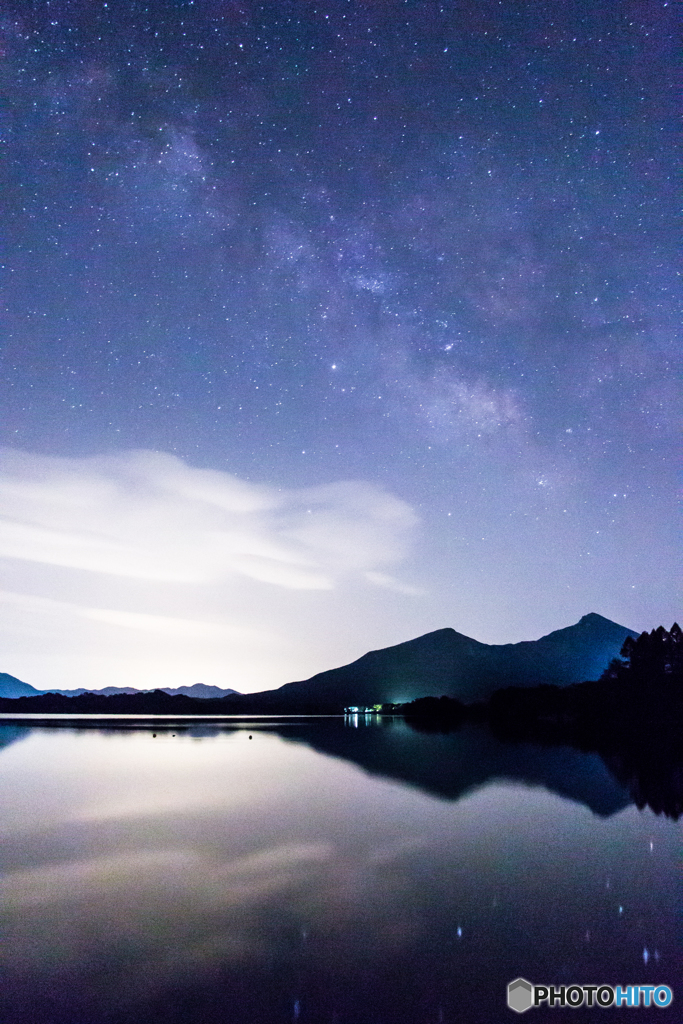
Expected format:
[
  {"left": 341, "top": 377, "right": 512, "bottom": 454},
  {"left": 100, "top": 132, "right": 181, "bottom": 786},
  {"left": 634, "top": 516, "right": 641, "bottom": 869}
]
[{"left": 0, "top": 0, "right": 679, "bottom": 693}]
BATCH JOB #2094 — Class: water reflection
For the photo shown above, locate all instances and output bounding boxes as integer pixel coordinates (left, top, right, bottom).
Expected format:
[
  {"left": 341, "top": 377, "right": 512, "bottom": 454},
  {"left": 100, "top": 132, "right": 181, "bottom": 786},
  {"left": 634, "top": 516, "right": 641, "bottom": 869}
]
[
  {"left": 0, "top": 724, "right": 31, "bottom": 753},
  {"left": 4, "top": 714, "right": 679, "bottom": 819},
  {"left": 275, "top": 717, "right": 632, "bottom": 817},
  {"left": 600, "top": 749, "right": 683, "bottom": 821},
  {"left": 0, "top": 720, "right": 680, "bottom": 1024}
]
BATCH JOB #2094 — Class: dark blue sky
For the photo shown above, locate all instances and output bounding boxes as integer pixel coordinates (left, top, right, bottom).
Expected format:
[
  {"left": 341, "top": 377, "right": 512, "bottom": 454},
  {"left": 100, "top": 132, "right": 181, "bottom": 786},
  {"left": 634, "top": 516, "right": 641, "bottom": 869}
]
[{"left": 0, "top": 1, "right": 679, "bottom": 690}]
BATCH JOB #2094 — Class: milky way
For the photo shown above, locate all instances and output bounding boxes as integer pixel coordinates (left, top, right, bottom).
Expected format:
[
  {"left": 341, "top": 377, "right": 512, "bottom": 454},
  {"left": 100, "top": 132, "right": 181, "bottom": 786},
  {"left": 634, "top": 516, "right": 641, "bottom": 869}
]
[{"left": 0, "top": 1, "right": 679, "bottom": 690}]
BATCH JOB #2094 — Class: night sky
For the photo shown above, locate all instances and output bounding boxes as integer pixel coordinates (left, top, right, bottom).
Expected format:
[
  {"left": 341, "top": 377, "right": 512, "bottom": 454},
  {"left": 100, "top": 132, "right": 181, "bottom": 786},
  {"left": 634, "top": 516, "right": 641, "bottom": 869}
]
[{"left": 0, "top": 0, "right": 679, "bottom": 692}]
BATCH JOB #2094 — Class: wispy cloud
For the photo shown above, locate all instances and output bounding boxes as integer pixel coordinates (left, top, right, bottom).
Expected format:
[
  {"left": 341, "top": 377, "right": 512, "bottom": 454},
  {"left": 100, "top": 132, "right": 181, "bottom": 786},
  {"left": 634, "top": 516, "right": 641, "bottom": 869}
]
[
  {"left": 0, "top": 448, "right": 416, "bottom": 590},
  {"left": 364, "top": 572, "right": 424, "bottom": 597},
  {"left": 0, "top": 449, "right": 420, "bottom": 691}
]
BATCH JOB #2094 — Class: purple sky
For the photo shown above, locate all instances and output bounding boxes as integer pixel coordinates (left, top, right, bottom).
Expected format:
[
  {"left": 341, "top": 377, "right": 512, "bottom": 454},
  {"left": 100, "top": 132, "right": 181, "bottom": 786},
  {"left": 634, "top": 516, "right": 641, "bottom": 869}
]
[{"left": 0, "top": 1, "right": 678, "bottom": 691}]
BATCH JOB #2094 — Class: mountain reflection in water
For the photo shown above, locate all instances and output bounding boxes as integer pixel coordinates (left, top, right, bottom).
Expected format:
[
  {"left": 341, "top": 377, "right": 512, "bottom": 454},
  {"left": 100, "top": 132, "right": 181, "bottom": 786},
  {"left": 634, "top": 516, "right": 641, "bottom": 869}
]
[
  {"left": 1, "top": 714, "right": 680, "bottom": 819},
  {"left": 276, "top": 717, "right": 633, "bottom": 818},
  {"left": 0, "top": 718, "right": 680, "bottom": 1024}
]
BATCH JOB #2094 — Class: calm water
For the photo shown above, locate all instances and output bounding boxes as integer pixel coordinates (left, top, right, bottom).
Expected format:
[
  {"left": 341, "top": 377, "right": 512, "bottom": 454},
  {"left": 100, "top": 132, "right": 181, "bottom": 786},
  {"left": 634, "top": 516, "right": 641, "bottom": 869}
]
[{"left": 0, "top": 717, "right": 680, "bottom": 1023}]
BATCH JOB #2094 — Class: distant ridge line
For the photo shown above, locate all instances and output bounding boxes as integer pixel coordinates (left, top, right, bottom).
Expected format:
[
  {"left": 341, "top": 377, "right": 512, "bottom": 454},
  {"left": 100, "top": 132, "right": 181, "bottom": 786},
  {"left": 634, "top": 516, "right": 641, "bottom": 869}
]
[{"left": 0, "top": 612, "right": 638, "bottom": 707}]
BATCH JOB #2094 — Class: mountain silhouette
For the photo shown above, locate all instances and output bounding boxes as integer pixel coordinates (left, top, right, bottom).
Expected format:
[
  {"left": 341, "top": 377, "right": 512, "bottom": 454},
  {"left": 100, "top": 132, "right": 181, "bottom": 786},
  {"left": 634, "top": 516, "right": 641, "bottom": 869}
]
[
  {"left": 159, "top": 684, "right": 240, "bottom": 698},
  {"left": 0, "top": 674, "right": 239, "bottom": 699},
  {"left": 38, "top": 683, "right": 241, "bottom": 698},
  {"left": 258, "top": 612, "right": 637, "bottom": 707},
  {"left": 0, "top": 672, "right": 40, "bottom": 699},
  {"left": 0, "top": 613, "right": 635, "bottom": 711}
]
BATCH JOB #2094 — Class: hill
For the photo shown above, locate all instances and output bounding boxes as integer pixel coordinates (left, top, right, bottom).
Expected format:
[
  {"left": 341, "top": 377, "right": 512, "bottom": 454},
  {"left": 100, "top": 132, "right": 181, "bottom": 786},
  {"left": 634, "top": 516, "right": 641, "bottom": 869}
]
[
  {"left": 0, "top": 673, "right": 40, "bottom": 699},
  {"left": 0, "top": 675, "right": 239, "bottom": 700},
  {"left": 38, "top": 683, "right": 240, "bottom": 698},
  {"left": 262, "top": 612, "right": 636, "bottom": 707},
  {"left": 0, "top": 613, "right": 636, "bottom": 713}
]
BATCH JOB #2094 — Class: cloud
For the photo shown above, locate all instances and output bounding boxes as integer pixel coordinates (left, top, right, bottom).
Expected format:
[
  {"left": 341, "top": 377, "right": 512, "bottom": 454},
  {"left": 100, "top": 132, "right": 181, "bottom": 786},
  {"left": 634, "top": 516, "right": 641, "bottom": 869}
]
[
  {"left": 0, "top": 448, "right": 417, "bottom": 590},
  {"left": 0, "top": 449, "right": 420, "bottom": 691},
  {"left": 2, "top": 843, "right": 334, "bottom": 910},
  {"left": 365, "top": 572, "right": 424, "bottom": 596}
]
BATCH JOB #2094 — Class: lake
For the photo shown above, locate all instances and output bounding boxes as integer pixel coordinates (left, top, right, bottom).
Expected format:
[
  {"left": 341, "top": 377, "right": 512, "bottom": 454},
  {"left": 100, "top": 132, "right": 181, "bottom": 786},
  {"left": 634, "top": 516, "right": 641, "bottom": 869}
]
[{"left": 0, "top": 716, "right": 680, "bottom": 1023}]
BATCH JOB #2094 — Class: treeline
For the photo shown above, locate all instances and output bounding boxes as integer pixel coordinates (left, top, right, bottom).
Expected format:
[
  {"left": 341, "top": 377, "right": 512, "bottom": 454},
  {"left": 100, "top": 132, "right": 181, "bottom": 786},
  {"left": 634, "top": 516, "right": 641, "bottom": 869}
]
[
  {"left": 391, "top": 695, "right": 469, "bottom": 732},
  {"left": 487, "top": 623, "right": 682, "bottom": 742},
  {"left": 396, "top": 626, "right": 683, "bottom": 818},
  {"left": 1, "top": 624, "right": 680, "bottom": 816},
  {"left": 0, "top": 689, "right": 340, "bottom": 716},
  {"left": 601, "top": 622, "right": 682, "bottom": 686}
]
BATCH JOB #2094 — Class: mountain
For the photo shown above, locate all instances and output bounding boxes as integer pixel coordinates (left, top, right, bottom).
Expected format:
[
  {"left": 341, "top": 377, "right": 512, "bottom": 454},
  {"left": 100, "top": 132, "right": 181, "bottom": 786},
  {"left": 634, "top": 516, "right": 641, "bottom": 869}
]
[
  {"left": 37, "top": 683, "right": 240, "bottom": 698},
  {"left": 260, "top": 613, "right": 637, "bottom": 707},
  {"left": 0, "top": 614, "right": 636, "bottom": 712},
  {"left": 0, "top": 673, "right": 40, "bottom": 699},
  {"left": 159, "top": 684, "right": 240, "bottom": 698},
  {"left": 38, "top": 686, "right": 146, "bottom": 697},
  {"left": 0, "top": 669, "right": 240, "bottom": 701},
  {"left": 0, "top": 691, "right": 232, "bottom": 715}
]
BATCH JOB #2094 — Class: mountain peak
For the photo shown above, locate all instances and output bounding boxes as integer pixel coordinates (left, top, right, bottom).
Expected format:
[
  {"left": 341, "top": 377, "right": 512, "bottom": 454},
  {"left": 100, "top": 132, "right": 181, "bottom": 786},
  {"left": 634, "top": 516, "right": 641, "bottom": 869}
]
[
  {"left": 574, "top": 612, "right": 638, "bottom": 635},
  {"left": 0, "top": 672, "right": 40, "bottom": 699},
  {"left": 266, "top": 613, "right": 638, "bottom": 707},
  {"left": 579, "top": 612, "right": 611, "bottom": 624}
]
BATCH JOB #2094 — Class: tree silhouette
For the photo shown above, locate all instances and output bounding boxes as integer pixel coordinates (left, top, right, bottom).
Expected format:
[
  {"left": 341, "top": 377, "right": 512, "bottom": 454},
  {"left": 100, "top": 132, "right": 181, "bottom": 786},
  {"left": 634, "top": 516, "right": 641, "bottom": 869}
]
[{"left": 603, "top": 623, "right": 682, "bottom": 686}]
